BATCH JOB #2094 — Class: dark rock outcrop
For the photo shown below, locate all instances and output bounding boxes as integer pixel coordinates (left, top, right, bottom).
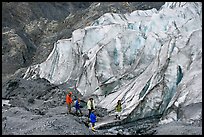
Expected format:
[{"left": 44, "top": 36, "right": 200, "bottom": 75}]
[{"left": 2, "top": 2, "right": 165, "bottom": 84}]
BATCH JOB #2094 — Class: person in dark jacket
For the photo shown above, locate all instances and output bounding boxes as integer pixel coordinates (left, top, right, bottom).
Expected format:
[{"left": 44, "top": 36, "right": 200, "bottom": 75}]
[{"left": 75, "top": 98, "right": 82, "bottom": 116}]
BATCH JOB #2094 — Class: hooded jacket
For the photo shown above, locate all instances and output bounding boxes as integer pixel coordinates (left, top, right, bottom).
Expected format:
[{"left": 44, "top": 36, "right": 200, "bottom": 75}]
[
  {"left": 66, "top": 94, "right": 72, "bottom": 104},
  {"left": 90, "top": 112, "right": 96, "bottom": 123}
]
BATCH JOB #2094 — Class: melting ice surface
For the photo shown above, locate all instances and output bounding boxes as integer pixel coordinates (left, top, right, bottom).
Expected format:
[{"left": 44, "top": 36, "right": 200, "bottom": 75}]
[{"left": 24, "top": 2, "right": 202, "bottom": 122}]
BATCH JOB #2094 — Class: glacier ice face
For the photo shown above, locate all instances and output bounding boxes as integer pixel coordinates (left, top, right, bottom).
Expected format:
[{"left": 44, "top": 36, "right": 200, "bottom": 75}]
[{"left": 23, "top": 2, "right": 202, "bottom": 122}]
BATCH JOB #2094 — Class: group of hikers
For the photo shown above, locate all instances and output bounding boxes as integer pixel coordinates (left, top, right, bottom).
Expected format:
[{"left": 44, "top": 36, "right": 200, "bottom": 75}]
[{"left": 66, "top": 91, "right": 122, "bottom": 131}]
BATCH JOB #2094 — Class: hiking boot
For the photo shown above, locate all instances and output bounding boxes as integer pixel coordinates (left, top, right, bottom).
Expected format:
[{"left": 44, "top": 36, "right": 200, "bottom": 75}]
[{"left": 92, "top": 126, "right": 96, "bottom": 131}]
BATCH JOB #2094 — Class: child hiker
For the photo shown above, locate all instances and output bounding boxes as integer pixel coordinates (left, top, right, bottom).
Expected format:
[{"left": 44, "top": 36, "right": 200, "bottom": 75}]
[
  {"left": 90, "top": 110, "right": 97, "bottom": 131},
  {"left": 115, "top": 100, "right": 122, "bottom": 120}
]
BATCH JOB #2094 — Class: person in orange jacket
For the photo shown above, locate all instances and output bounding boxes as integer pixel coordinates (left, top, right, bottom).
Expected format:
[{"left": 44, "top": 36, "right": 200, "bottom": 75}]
[{"left": 66, "top": 91, "right": 73, "bottom": 114}]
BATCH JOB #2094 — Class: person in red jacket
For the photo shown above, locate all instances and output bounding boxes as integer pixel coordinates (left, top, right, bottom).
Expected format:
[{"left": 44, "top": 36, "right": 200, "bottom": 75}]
[{"left": 66, "top": 91, "right": 73, "bottom": 114}]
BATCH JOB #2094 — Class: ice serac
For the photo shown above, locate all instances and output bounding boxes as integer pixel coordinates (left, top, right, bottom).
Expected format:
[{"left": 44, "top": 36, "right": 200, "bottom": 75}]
[{"left": 23, "top": 2, "right": 202, "bottom": 123}]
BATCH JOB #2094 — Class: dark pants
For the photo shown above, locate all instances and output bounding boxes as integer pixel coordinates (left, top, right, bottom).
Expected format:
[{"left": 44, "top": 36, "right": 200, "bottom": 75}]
[
  {"left": 88, "top": 109, "right": 92, "bottom": 118},
  {"left": 91, "top": 122, "right": 95, "bottom": 127},
  {"left": 76, "top": 108, "right": 82, "bottom": 115}
]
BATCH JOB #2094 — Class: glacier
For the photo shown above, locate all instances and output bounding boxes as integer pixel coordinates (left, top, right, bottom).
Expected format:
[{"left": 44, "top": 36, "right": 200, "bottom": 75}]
[{"left": 23, "top": 2, "right": 202, "bottom": 123}]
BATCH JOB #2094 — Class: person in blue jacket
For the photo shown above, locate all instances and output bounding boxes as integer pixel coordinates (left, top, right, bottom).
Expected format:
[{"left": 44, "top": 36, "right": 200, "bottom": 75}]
[
  {"left": 75, "top": 98, "right": 82, "bottom": 116},
  {"left": 90, "top": 110, "right": 97, "bottom": 131}
]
